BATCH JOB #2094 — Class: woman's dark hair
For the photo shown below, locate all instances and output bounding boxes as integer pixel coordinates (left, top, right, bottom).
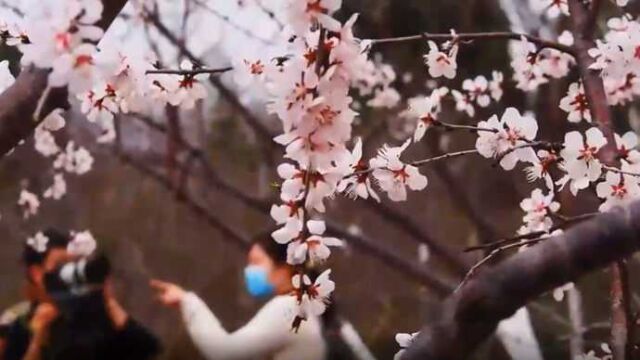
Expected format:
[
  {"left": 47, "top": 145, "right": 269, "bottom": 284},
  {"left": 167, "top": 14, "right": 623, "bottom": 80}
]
[
  {"left": 252, "top": 230, "right": 288, "bottom": 265},
  {"left": 22, "top": 228, "right": 71, "bottom": 267}
]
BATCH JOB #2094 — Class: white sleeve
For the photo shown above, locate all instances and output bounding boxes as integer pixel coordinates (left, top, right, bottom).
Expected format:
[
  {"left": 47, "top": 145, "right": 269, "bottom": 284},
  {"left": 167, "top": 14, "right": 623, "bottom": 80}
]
[{"left": 180, "top": 292, "right": 295, "bottom": 360}]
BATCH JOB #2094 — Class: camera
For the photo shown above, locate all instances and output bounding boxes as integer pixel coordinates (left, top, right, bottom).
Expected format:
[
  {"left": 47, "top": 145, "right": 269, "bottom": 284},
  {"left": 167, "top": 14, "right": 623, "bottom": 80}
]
[{"left": 44, "top": 254, "right": 111, "bottom": 300}]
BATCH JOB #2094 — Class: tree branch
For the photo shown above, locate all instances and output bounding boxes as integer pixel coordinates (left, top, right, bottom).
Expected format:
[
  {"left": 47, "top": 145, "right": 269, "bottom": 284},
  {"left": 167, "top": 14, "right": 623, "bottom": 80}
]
[
  {"left": 0, "top": 0, "right": 128, "bottom": 158},
  {"left": 145, "top": 66, "right": 233, "bottom": 75},
  {"left": 370, "top": 31, "right": 575, "bottom": 55},
  {"left": 403, "top": 201, "right": 640, "bottom": 359},
  {"left": 143, "top": 10, "right": 279, "bottom": 156}
]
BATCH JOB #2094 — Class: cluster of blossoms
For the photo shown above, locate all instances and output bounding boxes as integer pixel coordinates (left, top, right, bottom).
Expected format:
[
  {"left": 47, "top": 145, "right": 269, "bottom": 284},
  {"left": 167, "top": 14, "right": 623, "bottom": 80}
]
[
  {"left": 476, "top": 107, "right": 538, "bottom": 170},
  {"left": 509, "top": 32, "right": 575, "bottom": 91},
  {"left": 518, "top": 188, "right": 560, "bottom": 234},
  {"left": 452, "top": 72, "right": 504, "bottom": 117},
  {"left": 251, "top": 0, "right": 375, "bottom": 324},
  {"left": 18, "top": 0, "right": 104, "bottom": 94},
  {"left": 3, "top": 0, "right": 214, "bottom": 222},
  {"left": 589, "top": 16, "right": 640, "bottom": 105}
]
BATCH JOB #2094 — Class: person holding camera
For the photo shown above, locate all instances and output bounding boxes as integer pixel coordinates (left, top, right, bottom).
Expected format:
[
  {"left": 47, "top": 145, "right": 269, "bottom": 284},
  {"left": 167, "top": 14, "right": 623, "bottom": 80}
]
[{"left": 3, "top": 229, "right": 161, "bottom": 360}]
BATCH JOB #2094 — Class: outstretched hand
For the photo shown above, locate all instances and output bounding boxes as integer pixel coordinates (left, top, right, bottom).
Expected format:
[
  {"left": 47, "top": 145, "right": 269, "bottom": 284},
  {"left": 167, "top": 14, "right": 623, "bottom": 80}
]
[{"left": 150, "top": 279, "right": 186, "bottom": 308}]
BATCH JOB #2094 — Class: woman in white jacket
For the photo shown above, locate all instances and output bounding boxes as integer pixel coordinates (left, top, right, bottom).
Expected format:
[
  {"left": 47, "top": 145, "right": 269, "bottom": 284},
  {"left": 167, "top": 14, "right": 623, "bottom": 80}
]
[{"left": 150, "top": 235, "right": 327, "bottom": 360}]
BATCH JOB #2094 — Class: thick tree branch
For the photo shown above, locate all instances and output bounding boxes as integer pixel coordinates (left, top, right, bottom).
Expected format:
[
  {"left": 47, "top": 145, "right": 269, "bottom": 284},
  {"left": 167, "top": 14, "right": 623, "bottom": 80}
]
[
  {"left": 0, "top": 0, "right": 128, "bottom": 158},
  {"left": 403, "top": 201, "right": 640, "bottom": 359}
]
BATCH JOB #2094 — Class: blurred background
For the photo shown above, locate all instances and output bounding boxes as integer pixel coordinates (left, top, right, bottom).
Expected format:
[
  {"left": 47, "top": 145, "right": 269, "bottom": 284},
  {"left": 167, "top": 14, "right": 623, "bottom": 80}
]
[{"left": 2, "top": 0, "right": 640, "bottom": 359}]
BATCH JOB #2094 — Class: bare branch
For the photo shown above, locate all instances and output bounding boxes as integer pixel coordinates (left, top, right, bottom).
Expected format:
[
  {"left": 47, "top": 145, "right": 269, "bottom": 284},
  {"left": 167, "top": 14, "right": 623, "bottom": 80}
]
[
  {"left": 144, "top": 10, "right": 279, "bottom": 156},
  {"left": 370, "top": 31, "right": 575, "bottom": 55},
  {"left": 464, "top": 212, "right": 598, "bottom": 253}
]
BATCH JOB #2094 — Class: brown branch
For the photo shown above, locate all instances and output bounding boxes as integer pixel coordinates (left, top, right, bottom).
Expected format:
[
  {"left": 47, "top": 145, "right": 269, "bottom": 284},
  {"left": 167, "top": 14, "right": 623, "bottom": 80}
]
[
  {"left": 568, "top": 1, "right": 632, "bottom": 357},
  {"left": 165, "top": 105, "right": 183, "bottom": 187},
  {"left": 0, "top": 0, "right": 128, "bottom": 158},
  {"left": 568, "top": 0, "right": 616, "bottom": 160},
  {"left": 144, "top": 10, "right": 279, "bottom": 156},
  {"left": 411, "top": 149, "right": 479, "bottom": 167},
  {"left": 117, "top": 151, "right": 252, "bottom": 250},
  {"left": 424, "top": 138, "right": 501, "bottom": 245},
  {"left": 363, "top": 200, "right": 469, "bottom": 275},
  {"left": 370, "top": 31, "right": 575, "bottom": 55},
  {"left": 145, "top": 66, "right": 233, "bottom": 75},
  {"left": 610, "top": 261, "right": 634, "bottom": 359},
  {"left": 403, "top": 201, "right": 640, "bottom": 359},
  {"left": 464, "top": 212, "right": 598, "bottom": 253},
  {"left": 456, "top": 235, "right": 549, "bottom": 292}
]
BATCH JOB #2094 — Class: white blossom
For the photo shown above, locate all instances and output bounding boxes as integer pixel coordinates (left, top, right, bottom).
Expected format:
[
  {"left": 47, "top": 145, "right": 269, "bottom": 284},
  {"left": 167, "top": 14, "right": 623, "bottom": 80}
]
[
  {"left": 286, "top": 220, "right": 342, "bottom": 265},
  {"left": 595, "top": 169, "right": 640, "bottom": 212},
  {"left": 558, "top": 128, "right": 608, "bottom": 195},
  {"left": 26, "top": 232, "right": 49, "bottom": 253},
  {"left": 370, "top": 140, "right": 428, "bottom": 201},
  {"left": 518, "top": 188, "right": 560, "bottom": 234},
  {"left": 43, "top": 173, "right": 67, "bottom": 200},
  {"left": 336, "top": 138, "right": 380, "bottom": 201},
  {"left": 18, "top": 190, "right": 40, "bottom": 219},
  {"left": 559, "top": 82, "right": 591, "bottom": 123},
  {"left": 475, "top": 108, "right": 538, "bottom": 170},
  {"left": 403, "top": 88, "right": 448, "bottom": 142},
  {"left": 423, "top": 39, "right": 458, "bottom": 79},
  {"left": 292, "top": 269, "right": 335, "bottom": 319}
]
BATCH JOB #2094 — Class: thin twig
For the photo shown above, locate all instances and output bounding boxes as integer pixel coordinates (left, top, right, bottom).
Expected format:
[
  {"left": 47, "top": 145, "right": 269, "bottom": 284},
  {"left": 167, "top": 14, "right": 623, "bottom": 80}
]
[
  {"left": 411, "top": 149, "right": 479, "bottom": 167},
  {"left": 435, "top": 120, "right": 498, "bottom": 133},
  {"left": 603, "top": 165, "right": 640, "bottom": 178},
  {"left": 464, "top": 212, "right": 598, "bottom": 253},
  {"left": 370, "top": 31, "right": 575, "bottom": 55},
  {"left": 455, "top": 235, "right": 550, "bottom": 292},
  {"left": 145, "top": 66, "right": 233, "bottom": 76}
]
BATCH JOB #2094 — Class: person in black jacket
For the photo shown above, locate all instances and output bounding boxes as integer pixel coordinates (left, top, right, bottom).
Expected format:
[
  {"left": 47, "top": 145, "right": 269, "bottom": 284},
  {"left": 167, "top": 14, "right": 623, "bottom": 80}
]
[{"left": 3, "top": 229, "right": 161, "bottom": 360}]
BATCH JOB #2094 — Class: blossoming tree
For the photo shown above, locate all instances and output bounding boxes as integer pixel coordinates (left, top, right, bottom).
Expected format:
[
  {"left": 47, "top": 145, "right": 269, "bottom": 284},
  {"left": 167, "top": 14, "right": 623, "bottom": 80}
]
[{"left": 1, "top": 0, "right": 640, "bottom": 359}]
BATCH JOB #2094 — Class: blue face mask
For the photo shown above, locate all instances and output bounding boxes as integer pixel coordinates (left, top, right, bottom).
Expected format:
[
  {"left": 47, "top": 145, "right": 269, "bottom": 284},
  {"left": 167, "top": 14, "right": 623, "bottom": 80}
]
[{"left": 244, "top": 265, "right": 274, "bottom": 298}]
